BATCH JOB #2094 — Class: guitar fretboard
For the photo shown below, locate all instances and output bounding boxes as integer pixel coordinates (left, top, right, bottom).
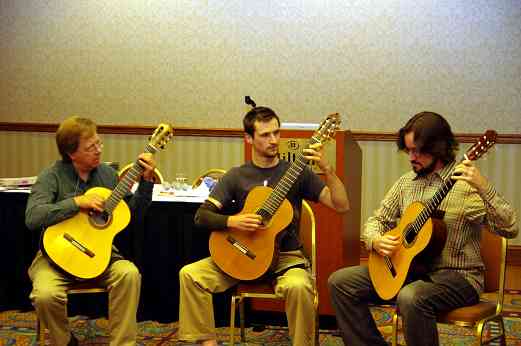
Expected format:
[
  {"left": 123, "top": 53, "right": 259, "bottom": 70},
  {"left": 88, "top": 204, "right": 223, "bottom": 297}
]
[
  {"left": 256, "top": 136, "right": 321, "bottom": 220},
  {"left": 407, "top": 177, "right": 456, "bottom": 237},
  {"left": 103, "top": 143, "right": 157, "bottom": 214},
  {"left": 405, "top": 133, "right": 496, "bottom": 239}
]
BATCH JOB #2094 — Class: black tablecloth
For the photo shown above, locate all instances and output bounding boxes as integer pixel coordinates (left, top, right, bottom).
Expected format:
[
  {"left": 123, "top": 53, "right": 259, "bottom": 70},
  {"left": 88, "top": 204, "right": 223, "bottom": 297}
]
[{"left": 0, "top": 192, "right": 230, "bottom": 324}]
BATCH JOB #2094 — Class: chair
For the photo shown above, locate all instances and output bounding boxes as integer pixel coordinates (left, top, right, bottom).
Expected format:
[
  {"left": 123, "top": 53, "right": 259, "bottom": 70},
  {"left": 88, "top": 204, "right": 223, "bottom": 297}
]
[
  {"left": 389, "top": 228, "right": 508, "bottom": 346},
  {"left": 191, "top": 168, "right": 226, "bottom": 189},
  {"left": 36, "top": 282, "right": 108, "bottom": 344},
  {"left": 117, "top": 162, "right": 164, "bottom": 184},
  {"left": 229, "top": 200, "right": 319, "bottom": 346}
]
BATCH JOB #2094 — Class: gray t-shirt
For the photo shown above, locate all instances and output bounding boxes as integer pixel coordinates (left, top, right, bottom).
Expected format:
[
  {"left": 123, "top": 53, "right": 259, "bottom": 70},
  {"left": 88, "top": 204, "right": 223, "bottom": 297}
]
[{"left": 210, "top": 160, "right": 325, "bottom": 251}]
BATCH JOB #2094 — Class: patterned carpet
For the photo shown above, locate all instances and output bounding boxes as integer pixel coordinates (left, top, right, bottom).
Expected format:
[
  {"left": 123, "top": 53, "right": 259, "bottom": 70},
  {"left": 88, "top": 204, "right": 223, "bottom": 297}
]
[{"left": 1, "top": 291, "right": 521, "bottom": 345}]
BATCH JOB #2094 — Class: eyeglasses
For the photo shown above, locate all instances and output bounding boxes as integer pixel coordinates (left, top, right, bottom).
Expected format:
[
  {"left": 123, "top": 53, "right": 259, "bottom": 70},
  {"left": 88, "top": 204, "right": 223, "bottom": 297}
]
[
  {"left": 404, "top": 148, "right": 422, "bottom": 157},
  {"left": 84, "top": 140, "right": 104, "bottom": 153}
]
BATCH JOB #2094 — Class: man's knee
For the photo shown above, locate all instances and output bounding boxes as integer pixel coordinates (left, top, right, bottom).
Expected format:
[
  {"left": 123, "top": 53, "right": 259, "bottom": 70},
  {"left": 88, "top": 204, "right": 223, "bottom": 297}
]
[
  {"left": 328, "top": 268, "right": 344, "bottom": 291},
  {"left": 113, "top": 260, "right": 141, "bottom": 284},
  {"left": 328, "top": 266, "right": 359, "bottom": 291},
  {"left": 396, "top": 285, "right": 419, "bottom": 312},
  {"left": 179, "top": 263, "right": 195, "bottom": 282},
  {"left": 286, "top": 275, "right": 313, "bottom": 294},
  {"left": 31, "top": 285, "right": 66, "bottom": 309}
]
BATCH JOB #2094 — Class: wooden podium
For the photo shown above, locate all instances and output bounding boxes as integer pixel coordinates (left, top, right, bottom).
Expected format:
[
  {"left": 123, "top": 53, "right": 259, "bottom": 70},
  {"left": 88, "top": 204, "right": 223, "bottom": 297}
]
[{"left": 244, "top": 129, "right": 361, "bottom": 315}]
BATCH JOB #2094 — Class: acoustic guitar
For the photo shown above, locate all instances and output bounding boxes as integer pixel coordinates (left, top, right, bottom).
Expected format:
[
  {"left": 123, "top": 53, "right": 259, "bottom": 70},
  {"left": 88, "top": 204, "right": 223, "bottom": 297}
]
[
  {"left": 42, "top": 123, "right": 174, "bottom": 280},
  {"left": 209, "top": 113, "right": 341, "bottom": 281},
  {"left": 368, "top": 130, "right": 497, "bottom": 300}
]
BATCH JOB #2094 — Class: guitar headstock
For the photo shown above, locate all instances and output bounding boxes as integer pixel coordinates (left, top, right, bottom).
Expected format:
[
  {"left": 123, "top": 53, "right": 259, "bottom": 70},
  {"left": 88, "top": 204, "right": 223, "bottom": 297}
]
[
  {"left": 465, "top": 130, "right": 497, "bottom": 161},
  {"left": 149, "top": 123, "right": 174, "bottom": 150},
  {"left": 311, "top": 113, "right": 341, "bottom": 145}
]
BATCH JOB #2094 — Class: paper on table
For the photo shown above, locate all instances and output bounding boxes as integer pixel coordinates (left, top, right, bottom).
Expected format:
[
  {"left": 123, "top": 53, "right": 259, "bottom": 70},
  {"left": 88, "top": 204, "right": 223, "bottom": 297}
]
[
  {"left": 0, "top": 176, "right": 37, "bottom": 187},
  {"left": 152, "top": 183, "right": 209, "bottom": 199}
]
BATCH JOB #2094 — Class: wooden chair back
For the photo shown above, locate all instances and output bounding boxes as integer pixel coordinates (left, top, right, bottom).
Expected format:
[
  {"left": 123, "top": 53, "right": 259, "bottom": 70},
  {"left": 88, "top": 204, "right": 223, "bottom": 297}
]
[
  {"left": 118, "top": 163, "right": 164, "bottom": 184},
  {"left": 191, "top": 168, "right": 226, "bottom": 188}
]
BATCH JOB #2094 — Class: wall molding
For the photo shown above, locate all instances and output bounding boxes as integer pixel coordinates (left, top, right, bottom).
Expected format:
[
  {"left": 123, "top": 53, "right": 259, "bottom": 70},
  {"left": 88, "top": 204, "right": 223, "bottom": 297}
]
[
  {"left": 359, "top": 242, "right": 521, "bottom": 266},
  {"left": 0, "top": 122, "right": 244, "bottom": 138},
  {"left": 1, "top": 122, "right": 520, "bottom": 143},
  {"left": 2, "top": 121, "right": 520, "bottom": 264}
]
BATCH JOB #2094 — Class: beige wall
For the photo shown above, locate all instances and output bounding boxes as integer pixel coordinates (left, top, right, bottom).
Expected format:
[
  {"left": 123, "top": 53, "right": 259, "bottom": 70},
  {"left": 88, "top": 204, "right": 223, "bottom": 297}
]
[
  {"left": 0, "top": 131, "right": 244, "bottom": 184},
  {"left": 1, "top": 1, "right": 520, "bottom": 133},
  {"left": 2, "top": 131, "right": 519, "bottom": 245}
]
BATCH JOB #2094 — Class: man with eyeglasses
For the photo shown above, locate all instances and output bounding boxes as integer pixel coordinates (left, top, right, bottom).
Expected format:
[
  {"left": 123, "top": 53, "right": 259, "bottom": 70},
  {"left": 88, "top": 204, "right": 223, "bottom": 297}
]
[
  {"left": 328, "top": 111, "right": 518, "bottom": 346},
  {"left": 26, "top": 116, "right": 156, "bottom": 346}
]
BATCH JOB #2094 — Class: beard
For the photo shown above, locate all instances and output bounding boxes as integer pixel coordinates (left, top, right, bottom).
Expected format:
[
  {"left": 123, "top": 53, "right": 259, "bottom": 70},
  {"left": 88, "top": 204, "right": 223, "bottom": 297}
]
[
  {"left": 412, "top": 158, "right": 437, "bottom": 177},
  {"left": 264, "top": 146, "right": 279, "bottom": 158}
]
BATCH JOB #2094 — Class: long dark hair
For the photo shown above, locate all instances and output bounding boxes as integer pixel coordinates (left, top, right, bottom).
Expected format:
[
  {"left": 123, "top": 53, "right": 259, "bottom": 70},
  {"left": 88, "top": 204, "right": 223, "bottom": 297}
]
[{"left": 397, "top": 111, "right": 458, "bottom": 164}]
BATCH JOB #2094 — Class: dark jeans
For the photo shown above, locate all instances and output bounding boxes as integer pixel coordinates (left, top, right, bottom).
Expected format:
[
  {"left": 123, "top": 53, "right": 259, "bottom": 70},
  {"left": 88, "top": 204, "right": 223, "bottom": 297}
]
[{"left": 328, "top": 265, "right": 479, "bottom": 346}]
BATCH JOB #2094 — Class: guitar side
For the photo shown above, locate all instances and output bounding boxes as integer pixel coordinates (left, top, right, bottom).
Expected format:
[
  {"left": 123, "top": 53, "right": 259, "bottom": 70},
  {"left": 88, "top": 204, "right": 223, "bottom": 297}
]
[
  {"left": 368, "top": 201, "right": 433, "bottom": 300},
  {"left": 209, "top": 186, "right": 294, "bottom": 281},
  {"left": 42, "top": 186, "right": 131, "bottom": 280}
]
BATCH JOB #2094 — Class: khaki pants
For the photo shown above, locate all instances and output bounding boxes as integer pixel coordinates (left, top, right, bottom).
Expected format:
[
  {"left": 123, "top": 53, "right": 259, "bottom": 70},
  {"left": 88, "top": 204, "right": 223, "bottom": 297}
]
[
  {"left": 28, "top": 251, "right": 141, "bottom": 346},
  {"left": 178, "top": 251, "right": 315, "bottom": 345}
]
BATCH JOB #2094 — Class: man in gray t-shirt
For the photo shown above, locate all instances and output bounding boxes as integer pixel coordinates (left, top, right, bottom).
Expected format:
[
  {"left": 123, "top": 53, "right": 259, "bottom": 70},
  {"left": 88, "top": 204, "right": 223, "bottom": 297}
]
[{"left": 178, "top": 106, "right": 350, "bottom": 346}]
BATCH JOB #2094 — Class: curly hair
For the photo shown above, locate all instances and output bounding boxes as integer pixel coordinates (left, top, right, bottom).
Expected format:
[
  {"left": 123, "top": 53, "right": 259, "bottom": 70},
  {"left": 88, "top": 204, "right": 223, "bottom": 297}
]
[{"left": 397, "top": 111, "right": 459, "bottom": 164}]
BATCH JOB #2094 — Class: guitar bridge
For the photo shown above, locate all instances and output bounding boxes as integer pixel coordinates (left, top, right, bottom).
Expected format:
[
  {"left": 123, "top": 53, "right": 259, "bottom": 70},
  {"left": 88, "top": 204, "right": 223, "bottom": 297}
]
[
  {"left": 226, "top": 235, "right": 256, "bottom": 259},
  {"left": 63, "top": 233, "right": 95, "bottom": 258},
  {"left": 384, "top": 256, "right": 397, "bottom": 277}
]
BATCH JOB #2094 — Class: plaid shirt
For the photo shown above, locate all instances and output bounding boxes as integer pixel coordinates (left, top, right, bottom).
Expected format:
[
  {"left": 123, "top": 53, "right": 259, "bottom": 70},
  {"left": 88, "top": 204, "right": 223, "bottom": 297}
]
[{"left": 363, "top": 160, "right": 518, "bottom": 294}]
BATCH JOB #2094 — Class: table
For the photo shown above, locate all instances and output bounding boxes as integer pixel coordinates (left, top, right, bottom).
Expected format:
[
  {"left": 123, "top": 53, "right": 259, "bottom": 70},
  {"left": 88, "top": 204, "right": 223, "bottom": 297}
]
[
  {"left": 0, "top": 191, "right": 36, "bottom": 312},
  {"left": 0, "top": 190, "right": 231, "bottom": 324}
]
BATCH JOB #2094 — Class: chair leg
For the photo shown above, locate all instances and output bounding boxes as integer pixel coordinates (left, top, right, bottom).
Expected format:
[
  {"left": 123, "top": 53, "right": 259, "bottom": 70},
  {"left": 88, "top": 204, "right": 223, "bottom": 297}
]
[
  {"left": 477, "top": 315, "right": 506, "bottom": 346},
  {"left": 497, "top": 317, "right": 507, "bottom": 346},
  {"left": 313, "top": 308, "right": 319, "bottom": 346},
  {"left": 36, "top": 315, "right": 46, "bottom": 345},
  {"left": 391, "top": 311, "right": 399, "bottom": 346},
  {"left": 230, "top": 295, "right": 239, "bottom": 346},
  {"left": 239, "top": 296, "right": 246, "bottom": 342}
]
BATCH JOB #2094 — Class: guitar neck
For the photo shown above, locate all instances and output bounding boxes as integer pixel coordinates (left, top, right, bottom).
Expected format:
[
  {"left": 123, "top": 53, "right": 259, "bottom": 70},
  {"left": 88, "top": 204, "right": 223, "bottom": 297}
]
[
  {"left": 258, "top": 136, "right": 320, "bottom": 219},
  {"left": 416, "top": 177, "right": 456, "bottom": 226},
  {"left": 413, "top": 158, "right": 467, "bottom": 231},
  {"left": 104, "top": 144, "right": 157, "bottom": 214}
]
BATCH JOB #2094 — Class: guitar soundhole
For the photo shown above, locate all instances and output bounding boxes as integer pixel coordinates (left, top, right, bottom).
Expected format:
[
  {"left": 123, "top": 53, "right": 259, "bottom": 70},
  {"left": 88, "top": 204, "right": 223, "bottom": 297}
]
[{"left": 88, "top": 210, "right": 112, "bottom": 229}]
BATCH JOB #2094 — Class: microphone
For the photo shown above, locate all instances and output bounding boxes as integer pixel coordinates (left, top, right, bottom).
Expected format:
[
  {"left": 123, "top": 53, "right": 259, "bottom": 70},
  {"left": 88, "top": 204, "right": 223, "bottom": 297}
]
[{"left": 245, "top": 96, "right": 256, "bottom": 108}]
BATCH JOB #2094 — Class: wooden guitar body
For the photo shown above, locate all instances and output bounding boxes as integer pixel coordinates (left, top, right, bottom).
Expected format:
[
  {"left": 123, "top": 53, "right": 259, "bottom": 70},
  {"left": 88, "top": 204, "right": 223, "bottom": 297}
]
[
  {"left": 209, "top": 185, "right": 294, "bottom": 281},
  {"left": 368, "top": 201, "right": 433, "bottom": 300},
  {"left": 42, "top": 186, "right": 131, "bottom": 280}
]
